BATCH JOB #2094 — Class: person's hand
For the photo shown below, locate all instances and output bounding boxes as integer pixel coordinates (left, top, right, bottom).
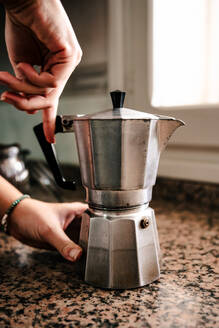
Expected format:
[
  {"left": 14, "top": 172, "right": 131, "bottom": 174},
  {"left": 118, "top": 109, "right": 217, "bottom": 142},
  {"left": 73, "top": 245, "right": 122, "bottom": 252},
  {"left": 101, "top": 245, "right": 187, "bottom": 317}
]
[
  {"left": 0, "top": 0, "right": 82, "bottom": 143},
  {"left": 8, "top": 198, "right": 88, "bottom": 262}
]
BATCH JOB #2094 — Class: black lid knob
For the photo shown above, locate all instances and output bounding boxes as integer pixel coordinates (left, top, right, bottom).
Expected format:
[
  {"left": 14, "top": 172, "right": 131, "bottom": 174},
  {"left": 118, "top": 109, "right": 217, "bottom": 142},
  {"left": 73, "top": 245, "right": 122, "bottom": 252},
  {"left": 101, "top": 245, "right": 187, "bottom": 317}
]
[{"left": 110, "top": 90, "right": 126, "bottom": 108}]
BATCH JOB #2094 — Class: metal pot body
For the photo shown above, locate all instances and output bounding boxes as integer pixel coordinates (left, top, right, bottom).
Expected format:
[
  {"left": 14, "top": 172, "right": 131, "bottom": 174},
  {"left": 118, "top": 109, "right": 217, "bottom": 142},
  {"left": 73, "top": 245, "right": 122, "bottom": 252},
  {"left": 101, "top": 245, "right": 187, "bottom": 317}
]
[
  {"left": 74, "top": 118, "right": 160, "bottom": 208},
  {"left": 33, "top": 91, "right": 184, "bottom": 208}
]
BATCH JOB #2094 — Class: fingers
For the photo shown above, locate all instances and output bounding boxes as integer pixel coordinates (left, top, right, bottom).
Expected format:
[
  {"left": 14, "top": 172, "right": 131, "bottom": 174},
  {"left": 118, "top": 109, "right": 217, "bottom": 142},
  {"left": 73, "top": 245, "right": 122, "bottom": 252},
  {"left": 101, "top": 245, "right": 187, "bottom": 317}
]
[
  {"left": 0, "top": 45, "right": 82, "bottom": 144},
  {"left": 0, "top": 71, "right": 52, "bottom": 95},
  {"left": 61, "top": 202, "right": 88, "bottom": 230},
  {"left": 42, "top": 102, "right": 57, "bottom": 143},
  {"left": 43, "top": 47, "right": 81, "bottom": 81},
  {"left": 49, "top": 202, "right": 87, "bottom": 261},
  {"left": 62, "top": 202, "right": 88, "bottom": 217},
  {"left": 42, "top": 224, "right": 83, "bottom": 262},
  {"left": 0, "top": 91, "right": 50, "bottom": 111},
  {"left": 1, "top": 89, "right": 57, "bottom": 143},
  {"left": 40, "top": 202, "right": 87, "bottom": 261},
  {"left": 59, "top": 202, "right": 88, "bottom": 245},
  {"left": 17, "top": 63, "right": 57, "bottom": 88}
]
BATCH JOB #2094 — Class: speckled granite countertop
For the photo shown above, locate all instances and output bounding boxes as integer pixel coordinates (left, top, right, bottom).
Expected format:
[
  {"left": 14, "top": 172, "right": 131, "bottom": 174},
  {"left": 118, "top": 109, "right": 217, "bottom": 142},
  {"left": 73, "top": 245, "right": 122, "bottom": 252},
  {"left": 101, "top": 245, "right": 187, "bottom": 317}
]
[
  {"left": 0, "top": 184, "right": 218, "bottom": 328},
  {"left": 0, "top": 162, "right": 218, "bottom": 327}
]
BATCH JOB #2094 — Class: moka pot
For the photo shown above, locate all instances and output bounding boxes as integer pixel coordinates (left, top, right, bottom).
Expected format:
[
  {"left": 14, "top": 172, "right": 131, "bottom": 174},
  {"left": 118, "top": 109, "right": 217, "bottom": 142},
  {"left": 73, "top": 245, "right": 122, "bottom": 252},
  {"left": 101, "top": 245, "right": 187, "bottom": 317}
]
[{"left": 34, "top": 90, "right": 184, "bottom": 289}]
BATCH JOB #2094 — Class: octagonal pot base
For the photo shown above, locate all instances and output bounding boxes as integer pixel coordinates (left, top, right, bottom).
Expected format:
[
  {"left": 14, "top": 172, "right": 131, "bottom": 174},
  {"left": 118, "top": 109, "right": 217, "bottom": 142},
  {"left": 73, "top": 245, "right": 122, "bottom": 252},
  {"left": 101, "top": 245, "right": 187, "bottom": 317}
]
[{"left": 79, "top": 205, "right": 160, "bottom": 289}]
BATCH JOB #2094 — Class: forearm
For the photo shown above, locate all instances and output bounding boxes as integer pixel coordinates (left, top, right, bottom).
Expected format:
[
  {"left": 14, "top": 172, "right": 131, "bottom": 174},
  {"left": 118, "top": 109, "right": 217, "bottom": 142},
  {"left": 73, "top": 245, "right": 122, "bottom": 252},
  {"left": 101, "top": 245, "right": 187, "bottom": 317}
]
[{"left": 0, "top": 175, "right": 22, "bottom": 220}]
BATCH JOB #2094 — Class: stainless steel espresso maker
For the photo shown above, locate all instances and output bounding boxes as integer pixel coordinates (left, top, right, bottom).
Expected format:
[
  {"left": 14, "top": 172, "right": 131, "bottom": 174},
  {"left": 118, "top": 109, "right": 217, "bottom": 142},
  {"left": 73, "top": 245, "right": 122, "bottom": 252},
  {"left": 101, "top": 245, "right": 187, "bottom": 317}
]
[{"left": 34, "top": 90, "right": 184, "bottom": 289}]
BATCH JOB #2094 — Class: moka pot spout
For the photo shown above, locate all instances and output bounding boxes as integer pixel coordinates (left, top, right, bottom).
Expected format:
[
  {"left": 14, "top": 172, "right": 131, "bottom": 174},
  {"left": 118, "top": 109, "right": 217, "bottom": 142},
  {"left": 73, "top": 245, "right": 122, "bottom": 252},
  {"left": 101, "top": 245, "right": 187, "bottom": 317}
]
[{"left": 157, "top": 116, "right": 185, "bottom": 153}]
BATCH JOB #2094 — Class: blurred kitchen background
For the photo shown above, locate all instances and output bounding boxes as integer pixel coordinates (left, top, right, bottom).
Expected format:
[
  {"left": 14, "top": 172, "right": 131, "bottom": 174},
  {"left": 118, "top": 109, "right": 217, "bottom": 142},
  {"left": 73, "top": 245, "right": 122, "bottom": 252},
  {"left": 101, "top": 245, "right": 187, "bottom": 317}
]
[{"left": 0, "top": 0, "right": 218, "bottom": 185}]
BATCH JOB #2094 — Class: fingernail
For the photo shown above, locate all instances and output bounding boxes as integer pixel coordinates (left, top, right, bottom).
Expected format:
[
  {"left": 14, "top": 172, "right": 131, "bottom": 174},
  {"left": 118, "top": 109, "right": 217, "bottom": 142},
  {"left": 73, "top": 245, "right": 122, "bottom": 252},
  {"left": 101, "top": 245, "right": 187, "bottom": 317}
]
[
  {"left": 69, "top": 248, "right": 82, "bottom": 261},
  {"left": 0, "top": 95, "right": 13, "bottom": 104},
  {"left": 47, "top": 136, "right": 55, "bottom": 144}
]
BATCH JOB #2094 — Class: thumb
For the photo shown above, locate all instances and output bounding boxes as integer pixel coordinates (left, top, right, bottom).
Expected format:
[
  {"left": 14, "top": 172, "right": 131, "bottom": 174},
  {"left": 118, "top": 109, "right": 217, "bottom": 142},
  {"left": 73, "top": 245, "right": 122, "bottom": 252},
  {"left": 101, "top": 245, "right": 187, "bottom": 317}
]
[{"left": 44, "top": 225, "right": 83, "bottom": 262}]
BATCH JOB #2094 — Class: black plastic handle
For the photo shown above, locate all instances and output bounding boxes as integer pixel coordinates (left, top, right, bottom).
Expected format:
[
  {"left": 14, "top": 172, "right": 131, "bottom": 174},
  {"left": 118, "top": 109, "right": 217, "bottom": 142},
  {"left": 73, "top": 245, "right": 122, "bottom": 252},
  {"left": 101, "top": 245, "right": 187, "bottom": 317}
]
[{"left": 33, "top": 116, "right": 76, "bottom": 190}]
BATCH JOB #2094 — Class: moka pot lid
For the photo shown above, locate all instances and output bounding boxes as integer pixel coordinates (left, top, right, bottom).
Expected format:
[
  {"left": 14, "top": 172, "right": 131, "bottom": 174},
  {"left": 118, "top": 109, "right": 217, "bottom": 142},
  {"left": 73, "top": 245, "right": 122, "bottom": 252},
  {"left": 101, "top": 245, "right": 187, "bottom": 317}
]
[{"left": 74, "top": 90, "right": 175, "bottom": 121}]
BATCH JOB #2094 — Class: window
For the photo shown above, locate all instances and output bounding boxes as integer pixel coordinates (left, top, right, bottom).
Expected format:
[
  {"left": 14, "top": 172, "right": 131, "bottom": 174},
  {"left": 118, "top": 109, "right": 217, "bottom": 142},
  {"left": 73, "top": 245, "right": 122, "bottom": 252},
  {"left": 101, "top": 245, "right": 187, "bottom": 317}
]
[
  {"left": 152, "top": 0, "right": 219, "bottom": 108},
  {"left": 108, "top": 0, "right": 219, "bottom": 183}
]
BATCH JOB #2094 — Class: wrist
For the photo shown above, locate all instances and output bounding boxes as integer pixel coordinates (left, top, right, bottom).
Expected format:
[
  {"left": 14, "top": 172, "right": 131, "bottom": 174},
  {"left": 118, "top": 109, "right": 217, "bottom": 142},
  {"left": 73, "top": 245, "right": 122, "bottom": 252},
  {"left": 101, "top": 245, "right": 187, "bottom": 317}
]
[
  {"left": 0, "top": 194, "right": 30, "bottom": 233},
  {"left": 0, "top": 177, "right": 23, "bottom": 219}
]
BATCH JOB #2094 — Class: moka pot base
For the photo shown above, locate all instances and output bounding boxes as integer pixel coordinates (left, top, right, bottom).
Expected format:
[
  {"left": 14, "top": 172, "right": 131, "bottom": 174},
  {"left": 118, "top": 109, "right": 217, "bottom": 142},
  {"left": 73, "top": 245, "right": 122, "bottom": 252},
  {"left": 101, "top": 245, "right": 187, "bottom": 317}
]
[{"left": 79, "top": 204, "right": 161, "bottom": 289}]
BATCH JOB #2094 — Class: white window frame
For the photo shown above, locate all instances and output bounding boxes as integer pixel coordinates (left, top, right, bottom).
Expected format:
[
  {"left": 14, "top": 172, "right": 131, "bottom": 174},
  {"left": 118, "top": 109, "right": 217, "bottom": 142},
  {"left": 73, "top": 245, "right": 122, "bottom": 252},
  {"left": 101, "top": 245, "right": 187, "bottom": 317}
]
[{"left": 108, "top": 0, "right": 219, "bottom": 183}]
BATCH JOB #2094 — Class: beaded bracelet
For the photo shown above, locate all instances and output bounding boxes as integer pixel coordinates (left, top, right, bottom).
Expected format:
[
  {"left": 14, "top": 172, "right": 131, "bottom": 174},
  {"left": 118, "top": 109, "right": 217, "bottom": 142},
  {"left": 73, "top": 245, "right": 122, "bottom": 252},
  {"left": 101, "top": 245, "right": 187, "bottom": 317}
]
[{"left": 1, "top": 194, "right": 30, "bottom": 234}]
